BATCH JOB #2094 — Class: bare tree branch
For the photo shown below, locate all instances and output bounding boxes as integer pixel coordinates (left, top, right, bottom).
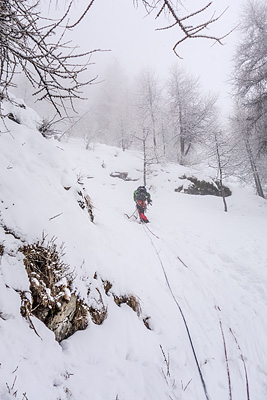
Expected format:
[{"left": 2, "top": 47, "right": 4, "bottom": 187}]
[
  {"left": 0, "top": 0, "right": 104, "bottom": 115},
  {"left": 141, "top": 0, "right": 230, "bottom": 58}
]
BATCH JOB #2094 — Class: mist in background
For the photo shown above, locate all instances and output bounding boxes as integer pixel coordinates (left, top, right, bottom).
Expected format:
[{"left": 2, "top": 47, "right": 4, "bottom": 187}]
[{"left": 14, "top": 0, "right": 245, "bottom": 121}]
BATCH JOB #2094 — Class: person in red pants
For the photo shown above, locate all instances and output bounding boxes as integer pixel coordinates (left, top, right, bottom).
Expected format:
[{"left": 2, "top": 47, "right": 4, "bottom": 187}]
[{"left": 133, "top": 186, "right": 152, "bottom": 223}]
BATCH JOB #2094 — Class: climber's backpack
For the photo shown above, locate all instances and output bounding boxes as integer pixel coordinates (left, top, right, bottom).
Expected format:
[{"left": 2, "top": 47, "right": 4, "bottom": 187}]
[{"left": 136, "top": 186, "right": 147, "bottom": 201}]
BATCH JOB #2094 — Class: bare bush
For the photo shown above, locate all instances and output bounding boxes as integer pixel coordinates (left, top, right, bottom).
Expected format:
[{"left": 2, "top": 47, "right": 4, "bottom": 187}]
[
  {"left": 19, "top": 236, "right": 88, "bottom": 341},
  {"left": 113, "top": 293, "right": 142, "bottom": 316},
  {"left": 20, "top": 236, "right": 72, "bottom": 317}
]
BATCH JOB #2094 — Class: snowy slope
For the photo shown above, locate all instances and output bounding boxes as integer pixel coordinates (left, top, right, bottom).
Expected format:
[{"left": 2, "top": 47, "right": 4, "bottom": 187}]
[{"left": 0, "top": 100, "right": 267, "bottom": 400}]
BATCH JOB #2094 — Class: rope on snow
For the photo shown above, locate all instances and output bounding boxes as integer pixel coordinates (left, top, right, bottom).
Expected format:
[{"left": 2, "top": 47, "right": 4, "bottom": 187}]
[
  {"left": 219, "top": 321, "right": 232, "bottom": 400},
  {"left": 142, "top": 224, "right": 211, "bottom": 400}
]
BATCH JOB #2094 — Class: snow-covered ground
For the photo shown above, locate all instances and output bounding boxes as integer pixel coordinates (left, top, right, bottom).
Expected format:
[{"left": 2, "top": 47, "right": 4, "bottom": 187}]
[{"left": 0, "top": 99, "right": 267, "bottom": 400}]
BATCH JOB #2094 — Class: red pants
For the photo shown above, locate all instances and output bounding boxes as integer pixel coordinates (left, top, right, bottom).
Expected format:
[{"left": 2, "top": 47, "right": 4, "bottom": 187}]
[{"left": 136, "top": 200, "right": 148, "bottom": 222}]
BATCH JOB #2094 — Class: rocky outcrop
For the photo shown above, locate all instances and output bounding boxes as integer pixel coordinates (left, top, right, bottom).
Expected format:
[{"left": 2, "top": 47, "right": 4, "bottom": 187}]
[
  {"left": 47, "top": 294, "right": 88, "bottom": 342},
  {"left": 110, "top": 171, "right": 138, "bottom": 181}
]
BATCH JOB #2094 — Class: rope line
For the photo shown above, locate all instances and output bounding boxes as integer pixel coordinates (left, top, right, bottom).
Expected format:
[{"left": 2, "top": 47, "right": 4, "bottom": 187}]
[
  {"left": 142, "top": 224, "right": 211, "bottom": 400},
  {"left": 142, "top": 223, "right": 160, "bottom": 239}
]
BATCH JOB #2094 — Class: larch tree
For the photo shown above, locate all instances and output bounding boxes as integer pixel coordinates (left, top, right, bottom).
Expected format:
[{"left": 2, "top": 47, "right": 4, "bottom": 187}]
[
  {"left": 232, "top": 0, "right": 267, "bottom": 197},
  {"left": 230, "top": 105, "right": 265, "bottom": 198},
  {"left": 166, "top": 66, "right": 217, "bottom": 165},
  {"left": 134, "top": 69, "right": 163, "bottom": 161}
]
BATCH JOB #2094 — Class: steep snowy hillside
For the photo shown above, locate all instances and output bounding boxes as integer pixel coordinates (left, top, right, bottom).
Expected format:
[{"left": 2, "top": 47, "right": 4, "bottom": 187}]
[{"left": 0, "top": 100, "right": 267, "bottom": 400}]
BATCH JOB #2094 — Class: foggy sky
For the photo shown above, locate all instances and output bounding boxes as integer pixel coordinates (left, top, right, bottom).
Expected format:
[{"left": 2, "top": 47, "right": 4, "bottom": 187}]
[{"left": 72, "top": 0, "right": 246, "bottom": 117}]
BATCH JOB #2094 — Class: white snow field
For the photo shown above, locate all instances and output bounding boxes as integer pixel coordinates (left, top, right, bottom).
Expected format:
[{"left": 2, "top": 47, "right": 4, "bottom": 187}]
[{"left": 0, "top": 99, "right": 267, "bottom": 400}]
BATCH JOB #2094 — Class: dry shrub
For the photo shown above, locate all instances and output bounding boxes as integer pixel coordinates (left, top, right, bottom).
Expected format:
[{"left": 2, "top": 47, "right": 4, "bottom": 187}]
[
  {"left": 88, "top": 304, "right": 107, "bottom": 325},
  {"left": 20, "top": 236, "right": 72, "bottom": 321},
  {"left": 102, "top": 280, "right": 113, "bottom": 295},
  {"left": 112, "top": 292, "right": 152, "bottom": 330},
  {"left": 113, "top": 294, "right": 142, "bottom": 317},
  {"left": 20, "top": 236, "right": 88, "bottom": 341}
]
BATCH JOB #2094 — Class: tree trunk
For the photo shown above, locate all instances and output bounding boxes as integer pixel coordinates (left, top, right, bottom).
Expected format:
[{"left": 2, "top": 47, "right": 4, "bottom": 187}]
[
  {"left": 143, "top": 129, "right": 147, "bottom": 187},
  {"left": 215, "top": 135, "right": 228, "bottom": 212},
  {"left": 184, "top": 142, "right": 192, "bottom": 157},
  {"left": 245, "top": 135, "right": 265, "bottom": 198}
]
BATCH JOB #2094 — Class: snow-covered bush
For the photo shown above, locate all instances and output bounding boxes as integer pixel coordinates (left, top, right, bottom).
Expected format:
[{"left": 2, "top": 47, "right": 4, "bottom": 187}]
[
  {"left": 20, "top": 236, "right": 72, "bottom": 312},
  {"left": 19, "top": 236, "right": 88, "bottom": 341},
  {"left": 38, "top": 118, "right": 59, "bottom": 139},
  {"left": 176, "top": 175, "right": 232, "bottom": 197}
]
